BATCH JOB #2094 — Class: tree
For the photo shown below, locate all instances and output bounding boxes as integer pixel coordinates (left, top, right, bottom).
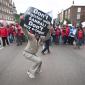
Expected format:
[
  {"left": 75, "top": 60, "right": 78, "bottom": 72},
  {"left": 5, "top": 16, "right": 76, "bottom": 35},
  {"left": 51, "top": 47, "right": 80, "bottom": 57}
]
[
  {"left": 14, "top": 14, "right": 20, "bottom": 23},
  {"left": 65, "top": 18, "right": 71, "bottom": 24}
]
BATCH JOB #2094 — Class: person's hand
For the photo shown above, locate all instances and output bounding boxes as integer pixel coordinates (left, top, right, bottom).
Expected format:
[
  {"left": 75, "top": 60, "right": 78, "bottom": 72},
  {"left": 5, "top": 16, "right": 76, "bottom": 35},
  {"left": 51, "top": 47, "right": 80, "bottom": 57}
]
[{"left": 28, "top": 31, "right": 35, "bottom": 39}]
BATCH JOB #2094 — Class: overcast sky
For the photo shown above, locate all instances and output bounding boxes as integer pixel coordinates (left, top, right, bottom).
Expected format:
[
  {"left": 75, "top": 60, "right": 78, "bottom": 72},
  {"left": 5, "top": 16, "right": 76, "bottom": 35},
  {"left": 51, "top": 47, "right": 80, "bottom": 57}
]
[{"left": 13, "top": 0, "right": 85, "bottom": 18}]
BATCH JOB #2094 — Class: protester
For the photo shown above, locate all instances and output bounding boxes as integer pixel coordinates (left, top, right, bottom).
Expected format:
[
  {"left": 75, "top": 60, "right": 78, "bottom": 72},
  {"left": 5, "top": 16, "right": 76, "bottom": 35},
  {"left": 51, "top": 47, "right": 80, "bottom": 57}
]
[
  {"left": 55, "top": 25, "right": 61, "bottom": 44},
  {"left": 51, "top": 27, "right": 56, "bottom": 44},
  {"left": 82, "top": 26, "right": 85, "bottom": 45},
  {"left": 61, "top": 25, "right": 67, "bottom": 44},
  {"left": 72, "top": 26, "right": 77, "bottom": 48},
  {"left": 15, "top": 23, "right": 22, "bottom": 46},
  {"left": 0, "top": 24, "right": 9, "bottom": 46},
  {"left": 68, "top": 26, "right": 74, "bottom": 45},
  {"left": 23, "top": 29, "right": 42, "bottom": 78},
  {"left": 7, "top": 25, "right": 14, "bottom": 44},
  {"left": 49, "top": 24, "right": 54, "bottom": 45},
  {"left": 65, "top": 24, "right": 70, "bottom": 44},
  {"left": 41, "top": 24, "right": 51, "bottom": 54},
  {"left": 75, "top": 26, "right": 84, "bottom": 49}
]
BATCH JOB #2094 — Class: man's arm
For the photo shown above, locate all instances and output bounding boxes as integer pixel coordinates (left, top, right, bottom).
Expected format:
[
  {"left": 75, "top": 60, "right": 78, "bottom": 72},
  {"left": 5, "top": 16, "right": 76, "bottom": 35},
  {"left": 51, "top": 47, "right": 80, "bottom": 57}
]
[
  {"left": 27, "top": 31, "right": 35, "bottom": 39},
  {"left": 23, "top": 24, "right": 35, "bottom": 39}
]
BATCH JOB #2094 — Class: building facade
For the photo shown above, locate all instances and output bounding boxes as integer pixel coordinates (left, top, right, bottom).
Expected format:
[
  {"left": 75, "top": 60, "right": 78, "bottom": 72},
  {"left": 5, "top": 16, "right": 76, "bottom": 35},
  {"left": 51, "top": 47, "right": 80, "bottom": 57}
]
[
  {"left": 58, "top": 5, "right": 85, "bottom": 25},
  {"left": 0, "top": 0, "right": 17, "bottom": 22}
]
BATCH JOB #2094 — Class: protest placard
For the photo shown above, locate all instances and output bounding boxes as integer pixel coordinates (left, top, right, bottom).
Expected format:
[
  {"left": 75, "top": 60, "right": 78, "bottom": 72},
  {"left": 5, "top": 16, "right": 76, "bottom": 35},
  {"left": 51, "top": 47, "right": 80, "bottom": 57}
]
[{"left": 24, "top": 7, "right": 52, "bottom": 36}]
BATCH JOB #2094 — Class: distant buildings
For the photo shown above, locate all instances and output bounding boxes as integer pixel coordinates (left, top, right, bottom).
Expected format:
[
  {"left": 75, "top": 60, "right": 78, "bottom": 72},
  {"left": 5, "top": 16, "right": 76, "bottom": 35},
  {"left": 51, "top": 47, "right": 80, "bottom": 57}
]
[
  {"left": 58, "top": 5, "right": 85, "bottom": 25},
  {"left": 0, "top": 0, "right": 17, "bottom": 22}
]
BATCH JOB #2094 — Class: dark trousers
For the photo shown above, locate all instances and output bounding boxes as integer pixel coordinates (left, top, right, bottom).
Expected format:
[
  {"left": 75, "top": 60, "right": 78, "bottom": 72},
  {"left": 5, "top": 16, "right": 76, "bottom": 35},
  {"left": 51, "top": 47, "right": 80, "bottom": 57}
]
[
  {"left": 56, "top": 36, "right": 60, "bottom": 44},
  {"left": 2, "top": 37, "right": 9, "bottom": 46},
  {"left": 68, "top": 37, "right": 74, "bottom": 45},
  {"left": 62, "top": 36, "right": 67, "bottom": 44},
  {"left": 52, "top": 35, "right": 56, "bottom": 43},
  {"left": 16, "top": 35, "right": 22, "bottom": 46},
  {"left": 42, "top": 39, "right": 50, "bottom": 53}
]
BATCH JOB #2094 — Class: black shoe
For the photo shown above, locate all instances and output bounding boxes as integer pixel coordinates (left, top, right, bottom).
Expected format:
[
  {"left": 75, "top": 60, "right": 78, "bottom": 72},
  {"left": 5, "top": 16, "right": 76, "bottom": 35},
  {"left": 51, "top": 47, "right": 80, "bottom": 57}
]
[
  {"left": 41, "top": 51, "right": 45, "bottom": 55},
  {"left": 48, "top": 51, "right": 50, "bottom": 54}
]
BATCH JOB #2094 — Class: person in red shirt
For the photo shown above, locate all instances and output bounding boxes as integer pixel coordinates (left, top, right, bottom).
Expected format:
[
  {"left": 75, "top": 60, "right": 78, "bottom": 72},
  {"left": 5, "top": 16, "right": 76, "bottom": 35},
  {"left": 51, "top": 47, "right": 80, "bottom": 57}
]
[
  {"left": 66, "top": 25, "right": 70, "bottom": 44},
  {"left": 0, "top": 25, "right": 9, "bottom": 46},
  {"left": 76, "top": 26, "right": 84, "bottom": 48},
  {"left": 15, "top": 23, "right": 22, "bottom": 46},
  {"left": 7, "top": 25, "right": 14, "bottom": 43},
  {"left": 55, "top": 26, "right": 61, "bottom": 44},
  {"left": 61, "top": 26, "right": 67, "bottom": 44}
]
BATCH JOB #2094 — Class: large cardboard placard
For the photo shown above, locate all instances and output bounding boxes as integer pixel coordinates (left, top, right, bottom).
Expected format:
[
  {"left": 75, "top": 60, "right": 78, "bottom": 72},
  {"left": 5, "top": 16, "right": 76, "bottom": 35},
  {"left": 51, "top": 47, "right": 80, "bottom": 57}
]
[{"left": 24, "top": 7, "right": 52, "bottom": 36}]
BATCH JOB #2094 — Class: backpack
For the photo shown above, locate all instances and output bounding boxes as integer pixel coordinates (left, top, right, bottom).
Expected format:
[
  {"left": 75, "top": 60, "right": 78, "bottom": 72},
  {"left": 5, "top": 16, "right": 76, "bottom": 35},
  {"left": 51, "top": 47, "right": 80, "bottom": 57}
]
[{"left": 78, "top": 30, "right": 83, "bottom": 39}]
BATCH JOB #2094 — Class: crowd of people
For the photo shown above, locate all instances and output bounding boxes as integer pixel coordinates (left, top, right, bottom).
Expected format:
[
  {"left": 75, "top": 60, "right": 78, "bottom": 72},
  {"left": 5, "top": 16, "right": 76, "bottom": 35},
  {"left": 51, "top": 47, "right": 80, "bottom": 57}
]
[
  {"left": 48, "top": 24, "right": 85, "bottom": 49},
  {"left": 22, "top": 22, "right": 85, "bottom": 79},
  {"left": 0, "top": 21, "right": 85, "bottom": 79},
  {"left": 0, "top": 23, "right": 27, "bottom": 47},
  {"left": 0, "top": 22, "right": 85, "bottom": 49}
]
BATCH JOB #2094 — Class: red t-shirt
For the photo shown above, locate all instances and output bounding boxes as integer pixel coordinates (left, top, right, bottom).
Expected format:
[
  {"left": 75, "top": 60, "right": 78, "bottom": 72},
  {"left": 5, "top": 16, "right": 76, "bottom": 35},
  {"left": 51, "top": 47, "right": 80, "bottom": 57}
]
[{"left": 0, "top": 27, "right": 8, "bottom": 37}]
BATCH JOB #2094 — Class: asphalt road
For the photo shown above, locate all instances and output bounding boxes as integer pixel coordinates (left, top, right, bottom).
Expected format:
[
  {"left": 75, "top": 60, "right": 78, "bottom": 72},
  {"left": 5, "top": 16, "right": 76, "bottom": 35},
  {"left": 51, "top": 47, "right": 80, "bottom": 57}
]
[{"left": 0, "top": 43, "right": 85, "bottom": 85}]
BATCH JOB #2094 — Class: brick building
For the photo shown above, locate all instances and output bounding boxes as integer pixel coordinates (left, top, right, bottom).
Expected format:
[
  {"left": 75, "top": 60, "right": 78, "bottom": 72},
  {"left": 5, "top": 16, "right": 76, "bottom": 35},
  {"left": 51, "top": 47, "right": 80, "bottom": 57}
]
[
  {"left": 58, "top": 5, "right": 85, "bottom": 25},
  {"left": 0, "top": 0, "right": 17, "bottom": 22}
]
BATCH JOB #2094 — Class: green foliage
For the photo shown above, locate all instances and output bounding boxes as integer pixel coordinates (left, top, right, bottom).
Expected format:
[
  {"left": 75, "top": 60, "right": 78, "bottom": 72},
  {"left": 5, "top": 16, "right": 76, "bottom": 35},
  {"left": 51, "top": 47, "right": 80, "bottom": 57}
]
[
  {"left": 60, "top": 20, "right": 64, "bottom": 25},
  {"left": 14, "top": 14, "right": 20, "bottom": 23},
  {"left": 65, "top": 18, "right": 71, "bottom": 24}
]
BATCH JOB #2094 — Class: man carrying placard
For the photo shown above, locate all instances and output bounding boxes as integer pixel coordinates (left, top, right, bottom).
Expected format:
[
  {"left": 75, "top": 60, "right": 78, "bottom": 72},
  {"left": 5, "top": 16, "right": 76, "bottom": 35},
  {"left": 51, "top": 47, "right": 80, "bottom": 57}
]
[{"left": 22, "top": 7, "right": 52, "bottom": 78}]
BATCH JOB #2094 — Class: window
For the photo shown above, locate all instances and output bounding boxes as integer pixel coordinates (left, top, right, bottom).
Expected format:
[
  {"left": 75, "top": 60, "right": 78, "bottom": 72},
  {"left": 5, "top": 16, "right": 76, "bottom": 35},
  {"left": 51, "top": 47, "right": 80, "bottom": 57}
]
[
  {"left": 0, "top": 6, "right": 1, "bottom": 10},
  {"left": 0, "top": 13, "right": 1, "bottom": 18},
  {"left": 5, "top": 8, "right": 6, "bottom": 12},
  {"left": 2, "top": 7, "right": 3, "bottom": 11},
  {"left": 77, "top": 13, "right": 80, "bottom": 19},
  {"left": 68, "top": 9, "right": 70, "bottom": 14},
  {"left": 8, "top": 10, "right": 10, "bottom": 14},
  {"left": 77, "top": 7, "right": 81, "bottom": 12},
  {"left": 65, "top": 11, "right": 68, "bottom": 18},
  {"left": 6, "top": 10, "right": 8, "bottom": 13},
  {"left": 68, "top": 9, "right": 70, "bottom": 19},
  {"left": 7, "top": 16, "right": 9, "bottom": 20},
  {"left": 3, "top": 8, "right": 5, "bottom": 12},
  {"left": 5, "top": 16, "right": 7, "bottom": 20},
  {"left": 0, "top": 7, "right": 2, "bottom": 11},
  {"left": 1, "top": 15, "right": 3, "bottom": 18},
  {"left": 4, "top": 8, "right": 6, "bottom": 12},
  {"left": 7, "top": 3, "right": 9, "bottom": 7},
  {"left": 6, "top": 2, "right": 7, "bottom": 6},
  {"left": 5, "top": 2, "right": 6, "bottom": 5}
]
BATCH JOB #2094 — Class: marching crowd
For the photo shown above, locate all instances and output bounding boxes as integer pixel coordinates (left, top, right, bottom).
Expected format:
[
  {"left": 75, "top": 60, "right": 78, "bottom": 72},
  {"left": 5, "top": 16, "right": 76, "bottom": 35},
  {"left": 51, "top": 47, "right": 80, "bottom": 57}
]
[
  {"left": 0, "top": 22, "right": 85, "bottom": 49},
  {"left": 22, "top": 22, "right": 85, "bottom": 79},
  {"left": 0, "top": 21, "right": 85, "bottom": 79},
  {"left": 0, "top": 23, "right": 27, "bottom": 47},
  {"left": 49, "top": 24, "right": 85, "bottom": 49}
]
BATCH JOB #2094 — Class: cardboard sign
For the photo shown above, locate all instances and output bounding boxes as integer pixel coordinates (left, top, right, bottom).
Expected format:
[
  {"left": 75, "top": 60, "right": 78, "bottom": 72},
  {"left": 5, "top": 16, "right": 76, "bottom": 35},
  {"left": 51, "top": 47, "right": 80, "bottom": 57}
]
[{"left": 24, "top": 7, "right": 52, "bottom": 36}]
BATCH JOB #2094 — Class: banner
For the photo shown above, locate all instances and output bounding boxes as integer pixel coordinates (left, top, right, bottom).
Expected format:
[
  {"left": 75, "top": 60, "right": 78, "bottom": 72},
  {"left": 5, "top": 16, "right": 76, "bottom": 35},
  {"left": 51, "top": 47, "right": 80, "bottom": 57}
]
[{"left": 24, "top": 7, "right": 52, "bottom": 36}]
